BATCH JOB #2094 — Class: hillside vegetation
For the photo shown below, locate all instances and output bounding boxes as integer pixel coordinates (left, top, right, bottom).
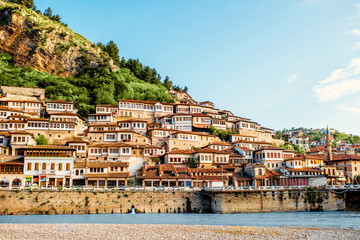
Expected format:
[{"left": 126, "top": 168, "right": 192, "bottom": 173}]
[{"left": 0, "top": 52, "right": 172, "bottom": 116}]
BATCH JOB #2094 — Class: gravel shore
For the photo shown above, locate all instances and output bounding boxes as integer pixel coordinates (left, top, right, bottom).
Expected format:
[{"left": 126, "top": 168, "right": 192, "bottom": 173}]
[{"left": 0, "top": 224, "right": 359, "bottom": 240}]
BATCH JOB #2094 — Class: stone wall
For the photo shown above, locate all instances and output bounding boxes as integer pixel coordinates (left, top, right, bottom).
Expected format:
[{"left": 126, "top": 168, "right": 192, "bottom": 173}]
[
  {"left": 0, "top": 86, "right": 45, "bottom": 99},
  {"left": 0, "top": 190, "right": 204, "bottom": 215},
  {"left": 209, "top": 190, "right": 345, "bottom": 213},
  {"left": 0, "top": 189, "right": 347, "bottom": 215}
]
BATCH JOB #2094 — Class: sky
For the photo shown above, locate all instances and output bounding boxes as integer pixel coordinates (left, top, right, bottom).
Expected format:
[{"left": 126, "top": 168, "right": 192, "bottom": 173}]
[{"left": 35, "top": 0, "right": 360, "bottom": 135}]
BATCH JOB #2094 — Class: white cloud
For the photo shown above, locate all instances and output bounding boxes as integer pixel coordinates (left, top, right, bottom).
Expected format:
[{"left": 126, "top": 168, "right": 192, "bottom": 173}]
[
  {"left": 352, "top": 29, "right": 360, "bottom": 35},
  {"left": 313, "top": 58, "right": 360, "bottom": 101},
  {"left": 336, "top": 104, "right": 360, "bottom": 114},
  {"left": 286, "top": 74, "right": 297, "bottom": 83}
]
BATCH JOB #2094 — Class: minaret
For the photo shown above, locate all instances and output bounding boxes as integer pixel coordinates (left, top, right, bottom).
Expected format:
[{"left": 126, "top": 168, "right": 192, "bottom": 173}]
[{"left": 326, "top": 126, "right": 332, "bottom": 161}]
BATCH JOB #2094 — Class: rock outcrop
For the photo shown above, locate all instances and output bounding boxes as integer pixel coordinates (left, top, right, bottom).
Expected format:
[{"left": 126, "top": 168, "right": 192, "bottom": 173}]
[{"left": 0, "top": 1, "right": 117, "bottom": 77}]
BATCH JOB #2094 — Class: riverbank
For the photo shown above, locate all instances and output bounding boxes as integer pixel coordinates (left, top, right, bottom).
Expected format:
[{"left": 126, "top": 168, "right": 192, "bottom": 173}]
[
  {"left": 0, "top": 189, "right": 347, "bottom": 215},
  {"left": 0, "top": 224, "right": 359, "bottom": 240}
]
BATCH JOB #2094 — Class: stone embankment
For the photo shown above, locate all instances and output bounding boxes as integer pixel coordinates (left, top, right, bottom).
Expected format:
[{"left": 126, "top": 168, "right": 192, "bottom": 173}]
[{"left": 0, "top": 189, "right": 348, "bottom": 215}]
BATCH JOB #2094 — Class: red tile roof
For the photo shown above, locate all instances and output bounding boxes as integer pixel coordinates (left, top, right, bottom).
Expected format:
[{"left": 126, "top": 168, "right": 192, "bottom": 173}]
[{"left": 331, "top": 154, "right": 360, "bottom": 161}]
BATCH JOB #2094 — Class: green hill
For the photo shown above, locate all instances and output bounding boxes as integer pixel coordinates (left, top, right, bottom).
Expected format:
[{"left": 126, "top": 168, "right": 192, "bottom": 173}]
[{"left": 0, "top": 52, "right": 172, "bottom": 116}]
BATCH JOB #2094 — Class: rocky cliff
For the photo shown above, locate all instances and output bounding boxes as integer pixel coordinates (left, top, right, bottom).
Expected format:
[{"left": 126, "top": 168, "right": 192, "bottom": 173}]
[{"left": 0, "top": 1, "right": 117, "bottom": 77}]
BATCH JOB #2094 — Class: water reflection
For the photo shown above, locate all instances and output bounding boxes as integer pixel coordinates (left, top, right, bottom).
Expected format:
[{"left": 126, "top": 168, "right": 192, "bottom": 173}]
[{"left": 0, "top": 212, "right": 359, "bottom": 229}]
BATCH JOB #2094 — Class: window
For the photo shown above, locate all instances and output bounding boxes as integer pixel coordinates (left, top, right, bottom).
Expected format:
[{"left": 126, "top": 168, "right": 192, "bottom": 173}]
[
  {"left": 58, "top": 163, "right": 63, "bottom": 171},
  {"left": 66, "top": 163, "right": 70, "bottom": 171},
  {"left": 27, "top": 163, "right": 32, "bottom": 170},
  {"left": 35, "top": 163, "right": 39, "bottom": 170},
  {"left": 51, "top": 163, "right": 55, "bottom": 170},
  {"left": 42, "top": 163, "right": 46, "bottom": 170}
]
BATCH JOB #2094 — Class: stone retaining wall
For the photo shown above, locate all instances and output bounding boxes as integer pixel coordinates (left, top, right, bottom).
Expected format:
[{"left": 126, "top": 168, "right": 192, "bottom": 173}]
[
  {"left": 0, "top": 189, "right": 347, "bottom": 215},
  {"left": 209, "top": 190, "right": 345, "bottom": 213}
]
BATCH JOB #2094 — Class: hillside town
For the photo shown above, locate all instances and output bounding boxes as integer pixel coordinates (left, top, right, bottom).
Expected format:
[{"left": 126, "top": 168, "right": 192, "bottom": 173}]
[{"left": 0, "top": 85, "right": 359, "bottom": 189}]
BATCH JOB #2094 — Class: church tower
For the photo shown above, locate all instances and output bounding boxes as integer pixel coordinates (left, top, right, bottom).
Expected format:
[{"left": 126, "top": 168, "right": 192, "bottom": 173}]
[{"left": 326, "top": 126, "right": 332, "bottom": 161}]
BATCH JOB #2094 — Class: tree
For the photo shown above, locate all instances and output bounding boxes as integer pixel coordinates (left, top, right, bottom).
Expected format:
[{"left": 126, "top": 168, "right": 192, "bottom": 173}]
[
  {"left": 36, "top": 135, "right": 49, "bottom": 145},
  {"left": 209, "top": 126, "right": 229, "bottom": 141},
  {"left": 163, "top": 76, "right": 172, "bottom": 90},
  {"left": 151, "top": 157, "right": 161, "bottom": 164},
  {"left": 209, "top": 126, "right": 216, "bottom": 135},
  {"left": 188, "top": 158, "right": 198, "bottom": 168},
  {"left": 293, "top": 144, "right": 305, "bottom": 154},
  {"left": 183, "top": 86, "right": 188, "bottom": 93},
  {"left": 104, "top": 41, "right": 120, "bottom": 65},
  {"left": 8, "top": 0, "right": 34, "bottom": 9},
  {"left": 217, "top": 129, "right": 228, "bottom": 141},
  {"left": 43, "top": 7, "right": 62, "bottom": 23}
]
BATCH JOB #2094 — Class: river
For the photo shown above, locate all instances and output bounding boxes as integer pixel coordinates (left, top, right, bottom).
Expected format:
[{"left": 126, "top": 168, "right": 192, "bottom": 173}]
[{"left": 0, "top": 211, "right": 359, "bottom": 229}]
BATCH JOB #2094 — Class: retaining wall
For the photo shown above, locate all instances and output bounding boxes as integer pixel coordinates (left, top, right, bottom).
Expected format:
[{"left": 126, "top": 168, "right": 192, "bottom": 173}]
[{"left": 0, "top": 189, "right": 347, "bottom": 215}]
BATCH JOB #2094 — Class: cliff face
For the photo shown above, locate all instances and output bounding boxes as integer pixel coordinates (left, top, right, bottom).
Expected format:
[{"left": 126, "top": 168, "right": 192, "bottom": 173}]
[{"left": 0, "top": 1, "right": 117, "bottom": 77}]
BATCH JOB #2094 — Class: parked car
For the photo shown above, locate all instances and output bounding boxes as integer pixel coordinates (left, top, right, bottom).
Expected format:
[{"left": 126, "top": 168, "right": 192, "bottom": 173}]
[
  {"left": 118, "top": 186, "right": 127, "bottom": 191},
  {"left": 154, "top": 185, "right": 165, "bottom": 191}
]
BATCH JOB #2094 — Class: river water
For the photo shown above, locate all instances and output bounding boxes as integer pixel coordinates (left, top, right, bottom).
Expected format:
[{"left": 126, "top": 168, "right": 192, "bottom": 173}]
[{"left": 0, "top": 211, "right": 359, "bottom": 229}]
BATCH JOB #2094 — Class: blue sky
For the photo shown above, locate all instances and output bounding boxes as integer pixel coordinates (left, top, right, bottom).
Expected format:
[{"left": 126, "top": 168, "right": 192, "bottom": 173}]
[{"left": 36, "top": 0, "right": 360, "bottom": 134}]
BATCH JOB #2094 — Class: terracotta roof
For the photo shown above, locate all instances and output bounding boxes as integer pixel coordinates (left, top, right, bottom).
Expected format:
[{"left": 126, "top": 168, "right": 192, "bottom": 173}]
[
  {"left": 230, "top": 153, "right": 245, "bottom": 158},
  {"left": 67, "top": 139, "right": 89, "bottom": 144},
  {"left": 0, "top": 156, "right": 24, "bottom": 165},
  {"left": 254, "top": 146, "right": 285, "bottom": 152},
  {"left": 143, "top": 145, "right": 161, "bottom": 149},
  {"left": 24, "top": 145, "right": 76, "bottom": 150},
  {"left": 331, "top": 154, "right": 360, "bottom": 161},
  {"left": 9, "top": 131, "right": 34, "bottom": 136},
  {"left": 189, "top": 168, "right": 229, "bottom": 173},
  {"left": 117, "top": 119, "right": 148, "bottom": 123},
  {"left": 0, "top": 106, "right": 23, "bottom": 112},
  {"left": 87, "top": 161, "right": 129, "bottom": 168},
  {"left": 159, "top": 164, "right": 175, "bottom": 172},
  {"left": 148, "top": 128, "right": 178, "bottom": 132},
  {"left": 0, "top": 132, "right": 10, "bottom": 136},
  {"left": 286, "top": 168, "right": 323, "bottom": 172},
  {"left": 89, "top": 143, "right": 131, "bottom": 148},
  {"left": 193, "top": 175, "right": 229, "bottom": 181},
  {"left": 285, "top": 154, "right": 325, "bottom": 161},
  {"left": 229, "top": 134, "right": 257, "bottom": 138},
  {"left": 73, "top": 162, "right": 86, "bottom": 168},
  {"left": 87, "top": 130, "right": 134, "bottom": 133},
  {"left": 95, "top": 104, "right": 118, "bottom": 108},
  {"left": 89, "top": 113, "right": 113, "bottom": 116},
  {"left": 166, "top": 149, "right": 195, "bottom": 155},
  {"left": 233, "top": 140, "right": 271, "bottom": 145},
  {"left": 196, "top": 148, "right": 230, "bottom": 154},
  {"left": 283, "top": 149, "right": 296, "bottom": 152},
  {"left": 191, "top": 113, "right": 210, "bottom": 117},
  {"left": 207, "top": 142, "right": 232, "bottom": 146},
  {"left": 119, "top": 99, "right": 158, "bottom": 104},
  {"left": 46, "top": 100, "right": 73, "bottom": 104},
  {"left": 48, "top": 111, "right": 84, "bottom": 118},
  {"left": 87, "top": 124, "right": 119, "bottom": 127},
  {"left": 232, "top": 172, "right": 253, "bottom": 180},
  {"left": 27, "top": 118, "right": 50, "bottom": 122},
  {"left": 234, "top": 146, "right": 253, "bottom": 151},
  {"left": 85, "top": 172, "right": 129, "bottom": 178}
]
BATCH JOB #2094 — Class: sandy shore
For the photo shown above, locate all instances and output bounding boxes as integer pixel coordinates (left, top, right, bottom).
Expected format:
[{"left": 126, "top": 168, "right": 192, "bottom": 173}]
[{"left": 0, "top": 224, "right": 359, "bottom": 240}]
